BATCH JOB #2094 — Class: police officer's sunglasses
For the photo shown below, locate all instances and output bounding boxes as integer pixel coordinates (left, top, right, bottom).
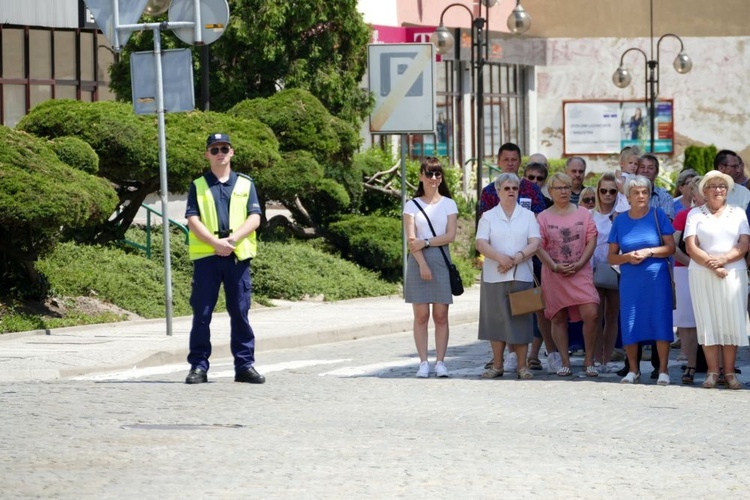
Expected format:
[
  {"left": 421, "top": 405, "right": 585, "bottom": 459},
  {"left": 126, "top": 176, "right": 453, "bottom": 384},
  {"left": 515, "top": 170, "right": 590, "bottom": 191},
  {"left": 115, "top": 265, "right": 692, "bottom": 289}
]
[{"left": 209, "top": 146, "right": 231, "bottom": 155}]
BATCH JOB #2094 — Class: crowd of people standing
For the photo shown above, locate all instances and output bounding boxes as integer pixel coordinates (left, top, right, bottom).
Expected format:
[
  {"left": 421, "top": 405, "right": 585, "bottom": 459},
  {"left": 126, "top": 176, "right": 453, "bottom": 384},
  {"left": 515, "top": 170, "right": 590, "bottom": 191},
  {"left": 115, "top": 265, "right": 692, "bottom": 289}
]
[{"left": 403, "top": 144, "right": 750, "bottom": 388}]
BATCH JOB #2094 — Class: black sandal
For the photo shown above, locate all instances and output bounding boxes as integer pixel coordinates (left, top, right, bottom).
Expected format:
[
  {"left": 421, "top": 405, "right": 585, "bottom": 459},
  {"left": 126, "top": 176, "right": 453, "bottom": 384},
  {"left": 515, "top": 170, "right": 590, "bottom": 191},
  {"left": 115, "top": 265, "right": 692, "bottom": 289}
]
[{"left": 682, "top": 367, "right": 695, "bottom": 385}]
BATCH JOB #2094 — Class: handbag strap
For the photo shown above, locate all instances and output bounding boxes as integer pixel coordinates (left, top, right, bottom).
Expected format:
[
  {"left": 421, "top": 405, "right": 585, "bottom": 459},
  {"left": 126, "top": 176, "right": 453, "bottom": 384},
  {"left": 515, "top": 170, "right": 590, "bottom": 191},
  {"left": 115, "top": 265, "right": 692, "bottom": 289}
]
[
  {"left": 511, "top": 259, "right": 541, "bottom": 287},
  {"left": 653, "top": 208, "right": 675, "bottom": 283},
  {"left": 411, "top": 199, "right": 452, "bottom": 268}
]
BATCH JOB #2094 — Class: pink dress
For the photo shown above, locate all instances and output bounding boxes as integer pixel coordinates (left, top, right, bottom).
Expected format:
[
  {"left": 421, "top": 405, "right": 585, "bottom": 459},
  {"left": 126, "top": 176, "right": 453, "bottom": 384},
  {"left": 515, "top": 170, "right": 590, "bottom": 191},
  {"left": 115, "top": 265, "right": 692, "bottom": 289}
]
[{"left": 538, "top": 206, "right": 600, "bottom": 321}]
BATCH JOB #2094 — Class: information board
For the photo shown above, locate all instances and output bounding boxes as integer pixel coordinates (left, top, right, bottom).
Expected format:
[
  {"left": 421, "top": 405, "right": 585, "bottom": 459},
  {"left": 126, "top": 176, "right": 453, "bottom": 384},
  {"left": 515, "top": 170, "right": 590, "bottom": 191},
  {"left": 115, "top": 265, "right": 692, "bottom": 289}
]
[{"left": 563, "top": 100, "right": 675, "bottom": 155}]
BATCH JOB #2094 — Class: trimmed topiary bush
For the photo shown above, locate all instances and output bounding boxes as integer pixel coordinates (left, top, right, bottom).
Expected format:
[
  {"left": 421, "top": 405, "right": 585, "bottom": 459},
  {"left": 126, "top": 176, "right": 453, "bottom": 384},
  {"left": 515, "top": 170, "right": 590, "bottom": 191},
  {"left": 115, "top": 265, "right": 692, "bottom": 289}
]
[
  {"left": 327, "top": 215, "right": 402, "bottom": 280},
  {"left": 0, "top": 126, "right": 118, "bottom": 297},
  {"left": 49, "top": 136, "right": 99, "bottom": 174},
  {"left": 252, "top": 241, "right": 397, "bottom": 300}
]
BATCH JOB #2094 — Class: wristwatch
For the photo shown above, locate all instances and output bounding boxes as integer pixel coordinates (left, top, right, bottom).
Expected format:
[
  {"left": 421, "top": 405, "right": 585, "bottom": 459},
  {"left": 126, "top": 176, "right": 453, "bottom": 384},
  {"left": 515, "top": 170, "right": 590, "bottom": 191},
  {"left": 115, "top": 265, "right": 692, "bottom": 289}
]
[{"left": 424, "top": 239, "right": 430, "bottom": 248}]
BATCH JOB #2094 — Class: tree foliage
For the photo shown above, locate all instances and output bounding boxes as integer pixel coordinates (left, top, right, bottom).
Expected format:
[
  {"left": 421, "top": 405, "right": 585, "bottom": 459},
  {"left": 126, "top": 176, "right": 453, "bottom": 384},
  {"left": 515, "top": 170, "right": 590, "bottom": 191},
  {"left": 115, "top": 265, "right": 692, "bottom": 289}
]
[
  {"left": 107, "top": 0, "right": 373, "bottom": 125},
  {"left": 683, "top": 144, "right": 718, "bottom": 175},
  {"left": 17, "top": 99, "right": 280, "bottom": 242},
  {"left": 0, "top": 127, "right": 118, "bottom": 296},
  {"left": 230, "top": 89, "right": 362, "bottom": 230}
]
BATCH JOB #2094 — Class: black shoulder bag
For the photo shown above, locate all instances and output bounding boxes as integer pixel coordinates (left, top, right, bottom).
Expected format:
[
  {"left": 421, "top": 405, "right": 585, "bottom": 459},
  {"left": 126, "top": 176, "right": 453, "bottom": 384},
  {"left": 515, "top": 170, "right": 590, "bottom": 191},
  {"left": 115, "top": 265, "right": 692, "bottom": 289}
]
[{"left": 411, "top": 199, "right": 464, "bottom": 296}]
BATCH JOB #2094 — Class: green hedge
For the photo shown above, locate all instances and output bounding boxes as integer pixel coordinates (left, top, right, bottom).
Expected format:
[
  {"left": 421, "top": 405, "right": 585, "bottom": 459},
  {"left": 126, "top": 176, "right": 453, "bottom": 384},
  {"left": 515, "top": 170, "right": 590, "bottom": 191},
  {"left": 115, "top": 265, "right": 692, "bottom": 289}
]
[
  {"left": 251, "top": 241, "right": 398, "bottom": 300},
  {"left": 328, "top": 215, "right": 403, "bottom": 280}
]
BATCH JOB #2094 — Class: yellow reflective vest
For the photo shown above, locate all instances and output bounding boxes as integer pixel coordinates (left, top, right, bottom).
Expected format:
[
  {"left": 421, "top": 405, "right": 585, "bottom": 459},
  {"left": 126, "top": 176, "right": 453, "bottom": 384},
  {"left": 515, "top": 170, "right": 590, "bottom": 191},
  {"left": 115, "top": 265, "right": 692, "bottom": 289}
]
[{"left": 188, "top": 174, "right": 257, "bottom": 261}]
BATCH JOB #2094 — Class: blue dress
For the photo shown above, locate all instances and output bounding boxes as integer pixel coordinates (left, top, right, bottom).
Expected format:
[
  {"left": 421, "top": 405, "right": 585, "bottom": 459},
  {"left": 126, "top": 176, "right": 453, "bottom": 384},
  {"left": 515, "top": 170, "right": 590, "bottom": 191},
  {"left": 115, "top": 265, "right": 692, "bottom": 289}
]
[{"left": 608, "top": 207, "right": 674, "bottom": 344}]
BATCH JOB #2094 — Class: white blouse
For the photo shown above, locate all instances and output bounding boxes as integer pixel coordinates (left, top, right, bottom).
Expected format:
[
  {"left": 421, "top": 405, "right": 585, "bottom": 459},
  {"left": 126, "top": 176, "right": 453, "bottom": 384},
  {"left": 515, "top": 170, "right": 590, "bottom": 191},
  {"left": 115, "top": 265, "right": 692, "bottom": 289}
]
[
  {"left": 591, "top": 208, "right": 616, "bottom": 267},
  {"left": 403, "top": 197, "right": 458, "bottom": 239},
  {"left": 476, "top": 204, "right": 540, "bottom": 283},
  {"left": 684, "top": 205, "right": 750, "bottom": 272}
]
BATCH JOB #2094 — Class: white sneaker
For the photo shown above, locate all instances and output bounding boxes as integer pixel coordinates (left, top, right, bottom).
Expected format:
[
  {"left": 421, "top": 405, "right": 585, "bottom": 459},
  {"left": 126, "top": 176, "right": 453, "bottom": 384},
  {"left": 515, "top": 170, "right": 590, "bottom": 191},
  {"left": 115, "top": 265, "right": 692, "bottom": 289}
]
[
  {"left": 503, "top": 352, "right": 518, "bottom": 373},
  {"left": 547, "top": 352, "right": 562, "bottom": 374},
  {"left": 416, "top": 361, "right": 430, "bottom": 378},
  {"left": 657, "top": 373, "right": 670, "bottom": 386},
  {"left": 435, "top": 361, "right": 450, "bottom": 378},
  {"left": 620, "top": 372, "right": 641, "bottom": 384}
]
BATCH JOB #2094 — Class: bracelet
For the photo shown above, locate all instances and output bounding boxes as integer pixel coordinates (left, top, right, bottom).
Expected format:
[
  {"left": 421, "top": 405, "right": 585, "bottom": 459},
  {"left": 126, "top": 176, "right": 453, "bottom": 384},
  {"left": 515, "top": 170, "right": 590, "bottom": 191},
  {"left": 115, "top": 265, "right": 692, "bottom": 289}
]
[
  {"left": 517, "top": 251, "right": 524, "bottom": 260},
  {"left": 553, "top": 263, "right": 558, "bottom": 273}
]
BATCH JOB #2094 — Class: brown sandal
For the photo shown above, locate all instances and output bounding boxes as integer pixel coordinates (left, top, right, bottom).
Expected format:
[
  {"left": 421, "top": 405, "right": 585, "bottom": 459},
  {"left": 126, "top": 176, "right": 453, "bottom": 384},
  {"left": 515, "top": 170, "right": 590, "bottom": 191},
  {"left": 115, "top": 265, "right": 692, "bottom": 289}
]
[
  {"left": 724, "top": 373, "right": 742, "bottom": 390},
  {"left": 480, "top": 367, "right": 503, "bottom": 379},
  {"left": 517, "top": 367, "right": 534, "bottom": 380},
  {"left": 702, "top": 372, "right": 719, "bottom": 389}
]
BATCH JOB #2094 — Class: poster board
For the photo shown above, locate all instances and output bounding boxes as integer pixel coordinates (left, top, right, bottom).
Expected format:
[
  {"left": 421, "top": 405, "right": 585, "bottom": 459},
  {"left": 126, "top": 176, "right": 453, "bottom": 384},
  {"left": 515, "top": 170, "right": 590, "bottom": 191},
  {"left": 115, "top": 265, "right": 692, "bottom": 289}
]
[{"left": 563, "top": 99, "right": 674, "bottom": 155}]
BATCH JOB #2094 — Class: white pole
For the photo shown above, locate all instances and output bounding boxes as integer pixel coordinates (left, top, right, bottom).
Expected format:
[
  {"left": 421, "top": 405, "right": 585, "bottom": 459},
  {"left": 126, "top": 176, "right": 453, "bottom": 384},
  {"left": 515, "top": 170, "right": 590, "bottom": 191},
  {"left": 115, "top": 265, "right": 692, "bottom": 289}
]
[
  {"left": 401, "top": 134, "right": 408, "bottom": 293},
  {"left": 153, "top": 26, "right": 175, "bottom": 336},
  {"left": 112, "top": 0, "right": 121, "bottom": 50}
]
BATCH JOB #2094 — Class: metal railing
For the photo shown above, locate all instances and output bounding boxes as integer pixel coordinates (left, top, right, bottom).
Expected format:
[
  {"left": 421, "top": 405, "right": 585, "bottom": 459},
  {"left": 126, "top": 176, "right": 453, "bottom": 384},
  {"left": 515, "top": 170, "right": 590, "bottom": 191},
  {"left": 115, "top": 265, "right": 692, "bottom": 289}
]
[{"left": 120, "top": 203, "right": 189, "bottom": 259}]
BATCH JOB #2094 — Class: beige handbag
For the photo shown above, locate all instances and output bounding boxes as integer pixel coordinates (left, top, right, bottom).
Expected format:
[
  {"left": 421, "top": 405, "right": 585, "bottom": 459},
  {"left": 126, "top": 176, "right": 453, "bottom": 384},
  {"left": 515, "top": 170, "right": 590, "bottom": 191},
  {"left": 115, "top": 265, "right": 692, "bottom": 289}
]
[{"left": 508, "top": 261, "right": 545, "bottom": 316}]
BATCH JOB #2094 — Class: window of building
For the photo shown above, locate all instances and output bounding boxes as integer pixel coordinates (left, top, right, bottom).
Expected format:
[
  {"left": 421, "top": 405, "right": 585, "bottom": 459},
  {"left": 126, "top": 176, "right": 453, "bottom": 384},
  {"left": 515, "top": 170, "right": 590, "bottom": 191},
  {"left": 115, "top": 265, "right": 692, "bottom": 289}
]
[
  {"left": 408, "top": 59, "right": 459, "bottom": 165},
  {"left": 0, "top": 25, "right": 113, "bottom": 127}
]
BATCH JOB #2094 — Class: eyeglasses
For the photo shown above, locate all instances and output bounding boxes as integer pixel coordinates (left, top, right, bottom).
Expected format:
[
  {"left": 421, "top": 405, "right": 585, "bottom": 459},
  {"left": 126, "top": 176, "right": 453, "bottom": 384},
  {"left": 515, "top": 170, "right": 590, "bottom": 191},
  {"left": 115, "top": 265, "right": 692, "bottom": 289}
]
[
  {"left": 526, "top": 175, "right": 546, "bottom": 182},
  {"left": 581, "top": 197, "right": 595, "bottom": 204},
  {"left": 599, "top": 188, "right": 618, "bottom": 195},
  {"left": 502, "top": 186, "right": 520, "bottom": 192},
  {"left": 706, "top": 184, "right": 728, "bottom": 191},
  {"left": 550, "top": 186, "right": 571, "bottom": 191},
  {"left": 209, "top": 146, "right": 231, "bottom": 155},
  {"left": 424, "top": 171, "right": 442, "bottom": 179}
]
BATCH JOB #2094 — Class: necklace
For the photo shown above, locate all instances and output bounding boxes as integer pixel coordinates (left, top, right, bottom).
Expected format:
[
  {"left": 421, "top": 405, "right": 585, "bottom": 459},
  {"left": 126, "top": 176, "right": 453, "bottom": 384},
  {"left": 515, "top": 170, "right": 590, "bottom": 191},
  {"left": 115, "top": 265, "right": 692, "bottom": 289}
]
[{"left": 706, "top": 204, "right": 724, "bottom": 215}]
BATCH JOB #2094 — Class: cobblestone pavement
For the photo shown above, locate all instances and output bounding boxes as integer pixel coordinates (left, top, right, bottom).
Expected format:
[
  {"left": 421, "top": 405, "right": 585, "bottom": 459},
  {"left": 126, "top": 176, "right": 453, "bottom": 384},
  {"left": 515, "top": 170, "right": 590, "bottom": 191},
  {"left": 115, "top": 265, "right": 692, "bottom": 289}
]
[{"left": 3, "top": 323, "right": 750, "bottom": 498}]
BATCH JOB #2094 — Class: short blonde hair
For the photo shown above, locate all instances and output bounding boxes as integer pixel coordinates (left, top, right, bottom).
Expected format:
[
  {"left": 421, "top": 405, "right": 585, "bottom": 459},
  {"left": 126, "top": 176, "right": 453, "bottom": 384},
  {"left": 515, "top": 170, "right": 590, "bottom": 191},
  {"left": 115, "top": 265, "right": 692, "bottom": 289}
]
[{"left": 547, "top": 172, "right": 572, "bottom": 188}]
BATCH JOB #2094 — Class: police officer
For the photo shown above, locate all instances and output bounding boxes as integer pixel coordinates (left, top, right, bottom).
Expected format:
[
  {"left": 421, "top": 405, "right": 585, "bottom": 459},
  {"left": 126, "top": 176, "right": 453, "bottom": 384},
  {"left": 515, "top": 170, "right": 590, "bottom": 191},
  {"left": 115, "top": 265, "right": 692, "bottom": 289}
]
[{"left": 184, "top": 133, "right": 265, "bottom": 384}]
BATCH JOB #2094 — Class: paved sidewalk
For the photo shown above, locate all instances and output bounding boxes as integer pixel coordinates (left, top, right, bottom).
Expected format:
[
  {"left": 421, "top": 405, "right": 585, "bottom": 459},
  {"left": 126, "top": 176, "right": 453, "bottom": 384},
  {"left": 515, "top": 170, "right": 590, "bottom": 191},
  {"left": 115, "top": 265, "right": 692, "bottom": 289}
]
[{"left": 0, "top": 286, "right": 481, "bottom": 383}]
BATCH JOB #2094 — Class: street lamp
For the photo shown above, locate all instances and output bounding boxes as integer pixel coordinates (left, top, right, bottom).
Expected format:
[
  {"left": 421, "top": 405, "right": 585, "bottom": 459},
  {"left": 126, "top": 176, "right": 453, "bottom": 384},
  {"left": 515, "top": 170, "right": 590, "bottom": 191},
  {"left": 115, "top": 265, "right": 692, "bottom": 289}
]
[
  {"left": 611, "top": 0, "right": 692, "bottom": 153},
  {"left": 430, "top": 0, "right": 531, "bottom": 221}
]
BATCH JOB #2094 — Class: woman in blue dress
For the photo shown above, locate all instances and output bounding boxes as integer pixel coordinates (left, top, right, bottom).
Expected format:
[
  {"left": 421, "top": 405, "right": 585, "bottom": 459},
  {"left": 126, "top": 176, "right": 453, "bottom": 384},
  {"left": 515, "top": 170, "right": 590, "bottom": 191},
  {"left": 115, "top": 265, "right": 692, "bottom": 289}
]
[{"left": 608, "top": 175, "right": 675, "bottom": 385}]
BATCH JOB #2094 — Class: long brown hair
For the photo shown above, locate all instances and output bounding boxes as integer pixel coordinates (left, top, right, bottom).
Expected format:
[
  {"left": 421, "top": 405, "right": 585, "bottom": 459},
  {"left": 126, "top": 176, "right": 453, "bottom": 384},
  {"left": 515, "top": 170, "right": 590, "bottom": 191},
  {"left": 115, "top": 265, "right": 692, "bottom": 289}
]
[
  {"left": 594, "top": 173, "right": 617, "bottom": 214},
  {"left": 414, "top": 157, "right": 453, "bottom": 198}
]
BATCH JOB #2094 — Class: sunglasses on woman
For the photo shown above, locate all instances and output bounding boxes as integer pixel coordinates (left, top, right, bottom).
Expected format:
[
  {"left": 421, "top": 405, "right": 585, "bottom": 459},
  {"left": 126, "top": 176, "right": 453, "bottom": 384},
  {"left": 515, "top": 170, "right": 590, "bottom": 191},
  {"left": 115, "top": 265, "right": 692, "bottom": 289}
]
[
  {"left": 581, "top": 197, "right": 595, "bottom": 204},
  {"left": 424, "top": 171, "right": 442, "bottom": 179},
  {"left": 209, "top": 146, "right": 231, "bottom": 155},
  {"left": 599, "top": 188, "right": 618, "bottom": 195},
  {"left": 526, "top": 175, "right": 545, "bottom": 182}
]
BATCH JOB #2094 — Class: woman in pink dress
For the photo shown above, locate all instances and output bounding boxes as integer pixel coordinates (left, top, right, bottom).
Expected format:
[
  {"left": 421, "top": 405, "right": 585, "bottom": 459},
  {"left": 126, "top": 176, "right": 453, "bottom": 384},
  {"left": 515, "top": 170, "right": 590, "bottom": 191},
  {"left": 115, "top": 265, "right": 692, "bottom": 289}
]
[{"left": 537, "top": 172, "right": 600, "bottom": 377}]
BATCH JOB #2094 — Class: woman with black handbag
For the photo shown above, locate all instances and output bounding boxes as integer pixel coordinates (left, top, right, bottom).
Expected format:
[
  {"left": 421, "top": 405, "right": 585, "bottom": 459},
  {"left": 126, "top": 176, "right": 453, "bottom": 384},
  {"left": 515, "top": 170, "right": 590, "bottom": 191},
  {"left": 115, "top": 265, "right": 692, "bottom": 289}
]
[
  {"left": 591, "top": 173, "right": 620, "bottom": 373},
  {"left": 403, "top": 157, "right": 458, "bottom": 378}
]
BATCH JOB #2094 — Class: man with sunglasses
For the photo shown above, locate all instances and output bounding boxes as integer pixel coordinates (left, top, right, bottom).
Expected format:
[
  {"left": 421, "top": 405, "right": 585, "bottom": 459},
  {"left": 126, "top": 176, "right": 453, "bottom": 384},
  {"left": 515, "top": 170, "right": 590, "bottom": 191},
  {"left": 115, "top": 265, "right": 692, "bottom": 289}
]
[{"left": 183, "top": 133, "right": 265, "bottom": 385}]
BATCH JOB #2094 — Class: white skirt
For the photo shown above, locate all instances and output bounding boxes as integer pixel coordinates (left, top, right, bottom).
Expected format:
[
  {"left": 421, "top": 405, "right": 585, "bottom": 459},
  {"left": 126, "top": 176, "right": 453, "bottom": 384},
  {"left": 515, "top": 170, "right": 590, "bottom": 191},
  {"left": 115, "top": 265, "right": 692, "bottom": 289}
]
[{"left": 688, "top": 267, "right": 749, "bottom": 346}]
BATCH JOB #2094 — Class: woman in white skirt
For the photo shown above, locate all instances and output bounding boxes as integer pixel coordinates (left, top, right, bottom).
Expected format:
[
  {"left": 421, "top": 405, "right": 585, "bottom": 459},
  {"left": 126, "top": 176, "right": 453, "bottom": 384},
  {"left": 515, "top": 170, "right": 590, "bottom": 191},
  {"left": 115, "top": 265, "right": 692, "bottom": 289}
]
[
  {"left": 684, "top": 170, "right": 750, "bottom": 389},
  {"left": 475, "top": 173, "right": 541, "bottom": 379},
  {"left": 403, "top": 157, "right": 458, "bottom": 378}
]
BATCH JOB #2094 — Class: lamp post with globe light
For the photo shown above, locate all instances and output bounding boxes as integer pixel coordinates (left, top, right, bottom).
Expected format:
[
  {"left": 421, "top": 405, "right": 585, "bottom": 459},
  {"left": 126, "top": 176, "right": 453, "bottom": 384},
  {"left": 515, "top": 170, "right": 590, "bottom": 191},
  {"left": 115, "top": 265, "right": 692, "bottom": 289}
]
[
  {"left": 430, "top": 0, "right": 531, "bottom": 221},
  {"left": 611, "top": 0, "right": 692, "bottom": 153}
]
